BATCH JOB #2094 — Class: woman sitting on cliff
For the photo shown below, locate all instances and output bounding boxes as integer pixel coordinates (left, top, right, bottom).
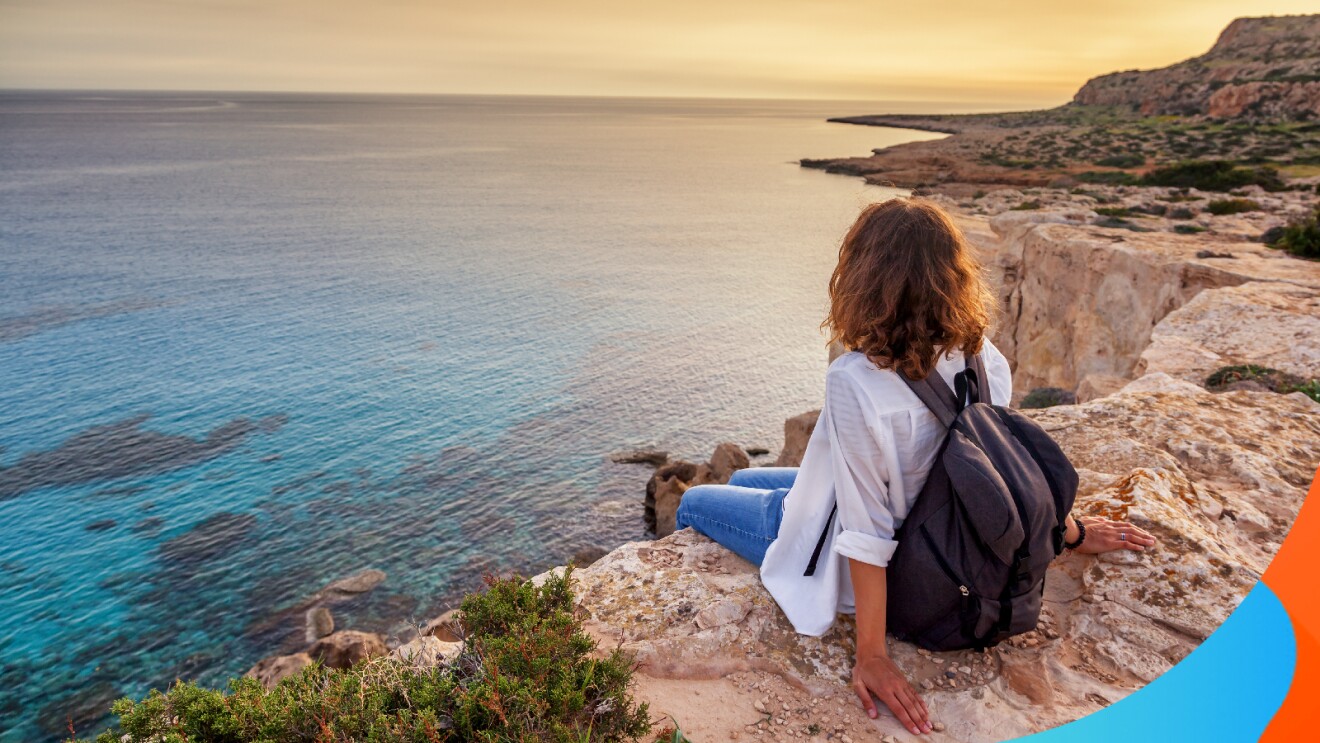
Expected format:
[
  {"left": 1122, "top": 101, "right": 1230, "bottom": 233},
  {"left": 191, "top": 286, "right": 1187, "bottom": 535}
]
[{"left": 675, "top": 197, "right": 1155, "bottom": 736}]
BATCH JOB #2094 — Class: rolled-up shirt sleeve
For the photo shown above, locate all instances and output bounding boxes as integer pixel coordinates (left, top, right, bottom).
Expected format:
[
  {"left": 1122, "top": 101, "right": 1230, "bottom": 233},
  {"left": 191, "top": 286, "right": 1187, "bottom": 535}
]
[{"left": 824, "top": 368, "right": 900, "bottom": 567}]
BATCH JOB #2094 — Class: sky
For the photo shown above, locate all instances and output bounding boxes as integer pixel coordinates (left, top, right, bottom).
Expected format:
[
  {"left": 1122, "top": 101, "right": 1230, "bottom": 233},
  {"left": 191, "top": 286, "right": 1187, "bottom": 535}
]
[{"left": 1, "top": 1, "right": 1316, "bottom": 107}]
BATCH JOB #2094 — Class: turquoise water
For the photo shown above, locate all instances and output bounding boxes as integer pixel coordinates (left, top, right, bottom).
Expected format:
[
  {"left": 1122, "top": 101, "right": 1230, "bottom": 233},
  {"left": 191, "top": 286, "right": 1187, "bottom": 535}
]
[{"left": 0, "top": 92, "right": 939, "bottom": 740}]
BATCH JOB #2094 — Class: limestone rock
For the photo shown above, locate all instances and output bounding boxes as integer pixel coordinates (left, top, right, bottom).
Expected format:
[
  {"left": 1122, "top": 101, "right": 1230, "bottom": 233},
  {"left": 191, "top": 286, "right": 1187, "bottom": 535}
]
[
  {"left": 1137, "top": 281, "right": 1320, "bottom": 385},
  {"left": 244, "top": 652, "right": 313, "bottom": 689},
  {"left": 308, "top": 630, "right": 388, "bottom": 670},
  {"left": 304, "top": 607, "right": 334, "bottom": 644},
  {"left": 390, "top": 636, "right": 464, "bottom": 669},
  {"left": 710, "top": 442, "right": 751, "bottom": 482},
  {"left": 981, "top": 214, "right": 1320, "bottom": 396},
  {"left": 774, "top": 410, "right": 820, "bottom": 467},
  {"left": 645, "top": 461, "right": 697, "bottom": 534},
  {"left": 611, "top": 448, "right": 669, "bottom": 466},
  {"left": 422, "top": 608, "right": 464, "bottom": 642},
  {"left": 321, "top": 568, "right": 386, "bottom": 596}
]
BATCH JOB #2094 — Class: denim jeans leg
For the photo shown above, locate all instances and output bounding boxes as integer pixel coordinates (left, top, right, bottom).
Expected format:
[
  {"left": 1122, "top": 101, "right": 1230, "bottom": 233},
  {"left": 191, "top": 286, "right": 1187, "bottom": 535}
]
[
  {"left": 675, "top": 483, "right": 789, "bottom": 566},
  {"left": 728, "top": 467, "right": 799, "bottom": 491}
]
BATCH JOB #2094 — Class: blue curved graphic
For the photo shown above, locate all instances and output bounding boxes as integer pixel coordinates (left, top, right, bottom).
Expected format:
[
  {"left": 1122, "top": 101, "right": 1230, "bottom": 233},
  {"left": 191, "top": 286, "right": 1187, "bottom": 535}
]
[{"left": 1014, "top": 582, "right": 1295, "bottom": 742}]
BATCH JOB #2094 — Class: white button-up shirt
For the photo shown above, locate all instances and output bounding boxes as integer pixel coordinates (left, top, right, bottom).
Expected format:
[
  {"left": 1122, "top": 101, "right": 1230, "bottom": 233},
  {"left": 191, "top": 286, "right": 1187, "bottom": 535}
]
[{"left": 760, "top": 340, "right": 1013, "bottom": 636}]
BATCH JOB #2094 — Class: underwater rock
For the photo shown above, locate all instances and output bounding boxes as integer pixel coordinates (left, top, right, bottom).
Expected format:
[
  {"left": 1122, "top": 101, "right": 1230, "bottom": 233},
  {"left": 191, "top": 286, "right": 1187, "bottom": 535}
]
[
  {"left": 610, "top": 448, "right": 669, "bottom": 466},
  {"left": 157, "top": 512, "right": 259, "bottom": 565},
  {"left": 305, "top": 607, "right": 335, "bottom": 643},
  {"left": 0, "top": 413, "right": 287, "bottom": 499}
]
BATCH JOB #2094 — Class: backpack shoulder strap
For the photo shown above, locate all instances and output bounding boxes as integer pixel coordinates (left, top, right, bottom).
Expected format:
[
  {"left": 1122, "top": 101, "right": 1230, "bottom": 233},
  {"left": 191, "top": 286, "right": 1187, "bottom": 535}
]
[{"left": 899, "top": 366, "right": 959, "bottom": 428}]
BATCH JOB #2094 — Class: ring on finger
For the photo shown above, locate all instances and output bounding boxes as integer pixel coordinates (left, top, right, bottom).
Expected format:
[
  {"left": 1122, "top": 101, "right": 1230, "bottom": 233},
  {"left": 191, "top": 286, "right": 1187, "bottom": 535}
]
[{"left": 1120, "top": 532, "right": 1127, "bottom": 541}]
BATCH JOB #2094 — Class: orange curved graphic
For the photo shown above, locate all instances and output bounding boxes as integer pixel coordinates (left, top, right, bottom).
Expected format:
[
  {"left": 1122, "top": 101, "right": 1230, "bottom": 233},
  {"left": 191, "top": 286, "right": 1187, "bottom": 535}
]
[{"left": 1261, "top": 463, "right": 1320, "bottom": 740}]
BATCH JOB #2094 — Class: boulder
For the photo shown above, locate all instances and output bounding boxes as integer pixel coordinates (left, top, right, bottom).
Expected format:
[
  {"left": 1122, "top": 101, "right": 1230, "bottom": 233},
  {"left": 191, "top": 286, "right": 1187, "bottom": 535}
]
[
  {"left": 774, "top": 410, "right": 820, "bottom": 467},
  {"left": 320, "top": 568, "right": 386, "bottom": 596},
  {"left": 244, "top": 652, "right": 313, "bottom": 689},
  {"left": 652, "top": 473, "right": 690, "bottom": 539},
  {"left": 610, "top": 448, "right": 669, "bottom": 466},
  {"left": 422, "top": 608, "right": 464, "bottom": 642},
  {"left": 304, "top": 607, "right": 334, "bottom": 644},
  {"left": 390, "top": 636, "right": 464, "bottom": 669},
  {"left": 308, "top": 630, "right": 388, "bottom": 670},
  {"left": 644, "top": 461, "right": 697, "bottom": 533},
  {"left": 709, "top": 442, "right": 750, "bottom": 482}
]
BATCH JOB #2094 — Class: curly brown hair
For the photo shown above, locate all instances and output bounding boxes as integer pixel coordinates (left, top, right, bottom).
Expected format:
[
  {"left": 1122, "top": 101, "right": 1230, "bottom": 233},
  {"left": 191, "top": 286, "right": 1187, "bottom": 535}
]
[{"left": 823, "top": 197, "right": 994, "bottom": 380}]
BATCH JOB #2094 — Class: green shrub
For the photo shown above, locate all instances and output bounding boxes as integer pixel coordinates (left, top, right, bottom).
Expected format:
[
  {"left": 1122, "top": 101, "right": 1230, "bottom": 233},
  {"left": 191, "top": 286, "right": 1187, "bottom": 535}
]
[
  {"left": 1139, "top": 160, "right": 1286, "bottom": 192},
  {"left": 1094, "top": 153, "right": 1145, "bottom": 168},
  {"left": 1078, "top": 171, "right": 1139, "bottom": 185},
  {"left": 1205, "top": 365, "right": 1317, "bottom": 401},
  {"left": 1206, "top": 198, "right": 1261, "bottom": 215},
  {"left": 1094, "top": 216, "right": 1154, "bottom": 232},
  {"left": 1094, "top": 206, "right": 1132, "bottom": 217},
  {"left": 1011, "top": 200, "right": 1042, "bottom": 210},
  {"left": 1267, "top": 203, "right": 1320, "bottom": 258},
  {"left": 1169, "top": 206, "right": 1196, "bottom": 220},
  {"left": 1175, "top": 224, "right": 1207, "bottom": 234},
  {"left": 1291, "top": 379, "right": 1320, "bottom": 403},
  {"left": 1020, "top": 387, "right": 1077, "bottom": 409},
  {"left": 73, "top": 569, "right": 651, "bottom": 743}
]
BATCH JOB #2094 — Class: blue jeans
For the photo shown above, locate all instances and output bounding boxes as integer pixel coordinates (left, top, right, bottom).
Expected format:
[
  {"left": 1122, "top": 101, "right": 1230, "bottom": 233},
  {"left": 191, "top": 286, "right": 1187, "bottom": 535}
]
[{"left": 675, "top": 467, "right": 799, "bottom": 566}]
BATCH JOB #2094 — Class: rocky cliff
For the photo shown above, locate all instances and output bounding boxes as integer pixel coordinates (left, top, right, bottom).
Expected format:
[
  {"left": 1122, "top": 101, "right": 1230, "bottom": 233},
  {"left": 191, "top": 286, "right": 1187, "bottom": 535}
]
[
  {"left": 1073, "top": 15, "right": 1320, "bottom": 120},
  {"left": 550, "top": 200, "right": 1320, "bottom": 741}
]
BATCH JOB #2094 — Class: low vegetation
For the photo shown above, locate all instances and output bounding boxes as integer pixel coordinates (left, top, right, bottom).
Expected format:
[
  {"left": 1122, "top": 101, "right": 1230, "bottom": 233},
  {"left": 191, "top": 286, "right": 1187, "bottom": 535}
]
[
  {"left": 1138, "top": 161, "right": 1285, "bottom": 192},
  {"left": 1020, "top": 387, "right": 1078, "bottom": 409},
  {"left": 1266, "top": 202, "right": 1320, "bottom": 258},
  {"left": 1205, "top": 365, "right": 1320, "bottom": 402},
  {"left": 1206, "top": 198, "right": 1262, "bottom": 215},
  {"left": 71, "top": 569, "right": 652, "bottom": 743}
]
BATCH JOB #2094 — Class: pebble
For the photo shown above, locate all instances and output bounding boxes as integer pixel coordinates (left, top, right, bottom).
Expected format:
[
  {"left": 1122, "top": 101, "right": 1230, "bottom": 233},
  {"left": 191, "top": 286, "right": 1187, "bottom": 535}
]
[
  {"left": 944, "top": 670, "right": 957, "bottom": 679},
  {"left": 755, "top": 700, "right": 768, "bottom": 714},
  {"left": 932, "top": 721, "right": 947, "bottom": 732},
  {"left": 958, "top": 665, "right": 972, "bottom": 674}
]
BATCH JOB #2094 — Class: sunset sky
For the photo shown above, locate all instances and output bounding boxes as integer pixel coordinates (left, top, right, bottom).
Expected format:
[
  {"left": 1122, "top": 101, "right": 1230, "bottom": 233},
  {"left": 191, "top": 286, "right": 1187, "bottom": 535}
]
[{"left": 1, "top": 1, "right": 1315, "bottom": 107}]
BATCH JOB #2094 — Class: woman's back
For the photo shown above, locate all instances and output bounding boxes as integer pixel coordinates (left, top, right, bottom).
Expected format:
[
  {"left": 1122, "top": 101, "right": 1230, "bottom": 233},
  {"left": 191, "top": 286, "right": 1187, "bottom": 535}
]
[{"left": 760, "top": 339, "right": 1013, "bottom": 636}]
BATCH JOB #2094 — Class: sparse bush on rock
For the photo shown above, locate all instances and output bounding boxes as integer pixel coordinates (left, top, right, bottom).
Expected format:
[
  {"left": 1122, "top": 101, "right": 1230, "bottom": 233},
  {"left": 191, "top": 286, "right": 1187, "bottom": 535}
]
[
  {"left": 1205, "top": 364, "right": 1319, "bottom": 401},
  {"left": 1206, "top": 197, "right": 1261, "bottom": 215},
  {"left": 1138, "top": 159, "right": 1285, "bottom": 192},
  {"left": 1266, "top": 202, "right": 1320, "bottom": 258},
  {"left": 1019, "top": 387, "right": 1078, "bottom": 409},
  {"left": 70, "top": 569, "right": 652, "bottom": 743}
]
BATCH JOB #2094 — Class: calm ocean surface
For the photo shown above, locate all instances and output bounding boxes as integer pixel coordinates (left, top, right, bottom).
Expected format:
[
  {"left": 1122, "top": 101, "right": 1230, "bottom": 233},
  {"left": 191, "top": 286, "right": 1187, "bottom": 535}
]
[{"left": 0, "top": 92, "right": 943, "bottom": 740}]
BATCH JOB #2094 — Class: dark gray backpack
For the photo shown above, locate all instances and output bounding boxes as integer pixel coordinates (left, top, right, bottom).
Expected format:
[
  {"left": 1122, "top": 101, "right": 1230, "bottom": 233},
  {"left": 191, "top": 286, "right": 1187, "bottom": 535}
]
[{"left": 885, "top": 353, "right": 1078, "bottom": 651}]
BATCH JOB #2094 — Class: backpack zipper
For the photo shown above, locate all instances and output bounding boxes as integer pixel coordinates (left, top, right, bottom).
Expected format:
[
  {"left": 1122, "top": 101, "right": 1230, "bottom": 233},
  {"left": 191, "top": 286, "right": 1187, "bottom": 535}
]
[{"left": 919, "top": 526, "right": 972, "bottom": 597}]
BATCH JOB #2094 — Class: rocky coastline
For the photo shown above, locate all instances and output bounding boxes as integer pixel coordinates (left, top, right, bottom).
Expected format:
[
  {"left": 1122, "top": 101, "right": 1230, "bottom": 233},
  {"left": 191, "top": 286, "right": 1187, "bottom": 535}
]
[{"left": 232, "top": 14, "right": 1319, "bottom": 741}]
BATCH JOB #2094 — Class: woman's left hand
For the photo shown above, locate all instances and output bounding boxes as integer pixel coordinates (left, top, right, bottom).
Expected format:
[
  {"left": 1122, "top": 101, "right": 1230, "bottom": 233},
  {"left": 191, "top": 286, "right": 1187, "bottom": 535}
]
[{"left": 1073, "top": 516, "right": 1157, "bottom": 554}]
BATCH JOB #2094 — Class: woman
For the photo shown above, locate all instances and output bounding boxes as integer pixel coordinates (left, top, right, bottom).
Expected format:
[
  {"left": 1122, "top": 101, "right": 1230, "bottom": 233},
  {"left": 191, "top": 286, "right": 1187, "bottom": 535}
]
[{"left": 675, "top": 197, "right": 1155, "bottom": 736}]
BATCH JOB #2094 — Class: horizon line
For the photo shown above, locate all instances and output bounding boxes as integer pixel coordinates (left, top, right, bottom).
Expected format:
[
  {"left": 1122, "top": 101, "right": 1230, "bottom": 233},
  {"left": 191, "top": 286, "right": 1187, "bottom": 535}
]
[{"left": 0, "top": 86, "right": 1069, "bottom": 112}]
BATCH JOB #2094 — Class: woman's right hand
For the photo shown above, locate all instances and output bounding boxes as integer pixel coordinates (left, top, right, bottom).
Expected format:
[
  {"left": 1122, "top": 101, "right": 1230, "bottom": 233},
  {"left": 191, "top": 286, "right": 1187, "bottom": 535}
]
[{"left": 852, "top": 652, "right": 931, "bottom": 735}]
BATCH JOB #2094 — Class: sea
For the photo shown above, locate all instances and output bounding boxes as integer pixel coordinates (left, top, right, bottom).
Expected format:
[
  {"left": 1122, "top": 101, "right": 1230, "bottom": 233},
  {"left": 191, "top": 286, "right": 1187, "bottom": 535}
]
[{"left": 0, "top": 91, "right": 947, "bottom": 741}]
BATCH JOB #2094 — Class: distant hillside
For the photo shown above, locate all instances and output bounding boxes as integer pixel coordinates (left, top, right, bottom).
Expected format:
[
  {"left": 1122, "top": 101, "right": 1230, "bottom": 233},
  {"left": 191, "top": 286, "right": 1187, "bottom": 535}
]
[{"left": 1073, "top": 15, "right": 1320, "bottom": 120}]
